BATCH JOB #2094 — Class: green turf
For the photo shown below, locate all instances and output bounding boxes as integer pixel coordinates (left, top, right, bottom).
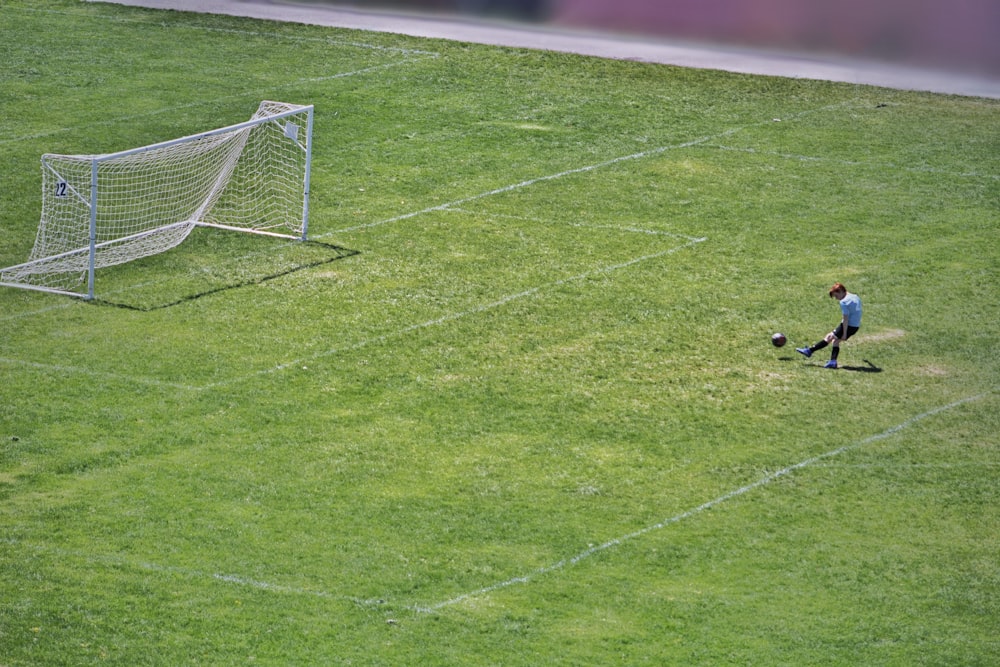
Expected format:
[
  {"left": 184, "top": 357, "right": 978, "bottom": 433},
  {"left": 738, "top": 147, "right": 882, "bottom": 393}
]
[{"left": 1, "top": 1, "right": 998, "bottom": 664}]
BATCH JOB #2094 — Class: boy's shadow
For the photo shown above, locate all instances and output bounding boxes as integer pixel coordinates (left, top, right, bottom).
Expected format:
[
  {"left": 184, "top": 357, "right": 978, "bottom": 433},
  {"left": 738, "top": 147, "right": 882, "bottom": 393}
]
[
  {"left": 779, "top": 358, "right": 882, "bottom": 373},
  {"left": 841, "top": 359, "right": 883, "bottom": 373}
]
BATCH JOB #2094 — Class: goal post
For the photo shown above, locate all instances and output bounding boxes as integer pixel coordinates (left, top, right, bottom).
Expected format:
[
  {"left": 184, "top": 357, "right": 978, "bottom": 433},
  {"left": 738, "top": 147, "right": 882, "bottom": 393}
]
[{"left": 0, "top": 101, "right": 314, "bottom": 300}]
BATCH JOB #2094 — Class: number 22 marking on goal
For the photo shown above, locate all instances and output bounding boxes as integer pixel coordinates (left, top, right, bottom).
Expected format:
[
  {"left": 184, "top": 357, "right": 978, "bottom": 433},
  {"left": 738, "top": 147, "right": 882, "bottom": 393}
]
[{"left": 55, "top": 181, "right": 69, "bottom": 198}]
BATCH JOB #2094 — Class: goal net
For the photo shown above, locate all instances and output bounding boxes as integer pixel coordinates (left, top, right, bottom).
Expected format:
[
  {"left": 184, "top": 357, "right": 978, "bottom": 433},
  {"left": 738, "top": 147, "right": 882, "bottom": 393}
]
[{"left": 0, "top": 101, "right": 314, "bottom": 299}]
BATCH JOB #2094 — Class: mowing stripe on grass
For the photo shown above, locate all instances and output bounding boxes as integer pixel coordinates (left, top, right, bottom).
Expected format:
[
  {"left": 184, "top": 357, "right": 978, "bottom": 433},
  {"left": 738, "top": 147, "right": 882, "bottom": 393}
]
[
  {"left": 0, "top": 120, "right": 706, "bottom": 324},
  {"left": 327, "top": 136, "right": 734, "bottom": 235},
  {"left": 443, "top": 208, "right": 702, "bottom": 238},
  {"left": 5, "top": 6, "right": 438, "bottom": 147},
  {"left": 0, "top": 102, "right": 850, "bottom": 385},
  {"left": 6, "top": 392, "right": 990, "bottom": 614},
  {"left": 707, "top": 144, "right": 1000, "bottom": 180},
  {"left": 0, "top": 356, "right": 203, "bottom": 392},
  {"left": 413, "top": 391, "right": 993, "bottom": 612},
  {"left": 326, "top": 101, "right": 856, "bottom": 237},
  {"left": 5, "top": 539, "right": 345, "bottom": 602},
  {"left": 204, "top": 235, "right": 707, "bottom": 389},
  {"left": 0, "top": 233, "right": 704, "bottom": 390},
  {"left": 816, "top": 462, "right": 1000, "bottom": 468},
  {"left": 1, "top": 100, "right": 846, "bottom": 321},
  {"left": 0, "top": 58, "right": 432, "bottom": 147}
]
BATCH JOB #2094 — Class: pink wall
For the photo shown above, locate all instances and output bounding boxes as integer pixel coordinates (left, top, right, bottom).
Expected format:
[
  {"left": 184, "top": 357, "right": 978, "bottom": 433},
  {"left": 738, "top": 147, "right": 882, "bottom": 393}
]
[{"left": 550, "top": 0, "right": 1000, "bottom": 75}]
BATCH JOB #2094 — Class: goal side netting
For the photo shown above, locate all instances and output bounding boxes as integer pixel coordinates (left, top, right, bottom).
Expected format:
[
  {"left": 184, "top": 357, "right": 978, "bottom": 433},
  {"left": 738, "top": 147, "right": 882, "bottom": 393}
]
[{"left": 0, "top": 101, "right": 313, "bottom": 299}]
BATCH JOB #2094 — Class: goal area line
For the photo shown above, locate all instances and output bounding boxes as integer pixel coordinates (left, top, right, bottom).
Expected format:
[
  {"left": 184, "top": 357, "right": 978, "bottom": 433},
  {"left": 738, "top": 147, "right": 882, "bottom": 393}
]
[
  {"left": 411, "top": 392, "right": 993, "bottom": 613},
  {"left": 0, "top": 222, "right": 310, "bottom": 300}
]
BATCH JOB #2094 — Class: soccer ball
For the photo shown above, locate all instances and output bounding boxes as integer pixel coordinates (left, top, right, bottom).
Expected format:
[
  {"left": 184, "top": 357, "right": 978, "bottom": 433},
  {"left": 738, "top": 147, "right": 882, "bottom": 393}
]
[{"left": 771, "top": 332, "right": 787, "bottom": 347}]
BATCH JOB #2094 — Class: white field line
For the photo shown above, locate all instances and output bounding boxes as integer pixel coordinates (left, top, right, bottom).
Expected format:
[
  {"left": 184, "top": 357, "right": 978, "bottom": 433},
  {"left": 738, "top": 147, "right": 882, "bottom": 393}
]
[
  {"left": 0, "top": 100, "right": 837, "bottom": 385},
  {"left": 6, "top": 393, "right": 988, "bottom": 609},
  {"left": 412, "top": 391, "right": 993, "bottom": 613},
  {"left": 0, "top": 99, "right": 844, "bottom": 323},
  {"left": 0, "top": 129, "right": 724, "bottom": 382},
  {"left": 201, "top": 236, "right": 707, "bottom": 389},
  {"left": 0, "top": 234, "right": 705, "bottom": 391},
  {"left": 0, "top": 356, "right": 203, "bottom": 392},
  {"left": 323, "top": 102, "right": 856, "bottom": 237},
  {"left": 5, "top": 540, "right": 345, "bottom": 602},
  {"left": 0, "top": 109, "right": 721, "bottom": 325},
  {"left": 0, "top": 231, "right": 330, "bottom": 324},
  {"left": 323, "top": 134, "right": 737, "bottom": 236}
]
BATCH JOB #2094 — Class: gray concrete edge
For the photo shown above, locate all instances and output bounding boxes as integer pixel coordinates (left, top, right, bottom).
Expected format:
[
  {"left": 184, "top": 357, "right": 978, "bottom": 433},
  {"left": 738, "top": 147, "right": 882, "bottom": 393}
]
[{"left": 88, "top": 0, "right": 1000, "bottom": 99}]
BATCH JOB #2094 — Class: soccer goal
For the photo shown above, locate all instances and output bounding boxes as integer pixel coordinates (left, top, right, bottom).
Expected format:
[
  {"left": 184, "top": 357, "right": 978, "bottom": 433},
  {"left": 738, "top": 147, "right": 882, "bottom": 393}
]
[{"left": 0, "top": 101, "right": 314, "bottom": 300}]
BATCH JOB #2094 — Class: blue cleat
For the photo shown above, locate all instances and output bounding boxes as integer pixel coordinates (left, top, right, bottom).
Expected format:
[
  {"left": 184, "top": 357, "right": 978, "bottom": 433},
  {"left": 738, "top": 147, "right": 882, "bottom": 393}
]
[
  {"left": 796, "top": 347, "right": 812, "bottom": 358},
  {"left": 824, "top": 360, "right": 838, "bottom": 369}
]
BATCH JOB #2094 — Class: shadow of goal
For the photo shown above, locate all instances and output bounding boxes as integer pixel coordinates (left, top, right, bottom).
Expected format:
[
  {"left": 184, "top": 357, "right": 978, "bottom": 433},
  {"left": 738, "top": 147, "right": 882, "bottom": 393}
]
[{"left": 89, "top": 234, "right": 359, "bottom": 311}]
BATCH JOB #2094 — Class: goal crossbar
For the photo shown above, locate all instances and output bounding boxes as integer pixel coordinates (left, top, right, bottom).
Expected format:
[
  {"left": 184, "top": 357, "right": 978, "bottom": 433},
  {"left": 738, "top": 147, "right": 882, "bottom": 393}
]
[
  {"left": 1, "top": 101, "right": 314, "bottom": 300},
  {"left": 88, "top": 109, "right": 311, "bottom": 164}
]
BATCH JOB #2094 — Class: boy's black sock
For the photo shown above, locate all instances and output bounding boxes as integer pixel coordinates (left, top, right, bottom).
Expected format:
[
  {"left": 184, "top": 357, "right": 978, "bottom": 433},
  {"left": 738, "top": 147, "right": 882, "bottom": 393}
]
[
  {"left": 811, "top": 340, "right": 828, "bottom": 353},
  {"left": 830, "top": 346, "right": 840, "bottom": 361}
]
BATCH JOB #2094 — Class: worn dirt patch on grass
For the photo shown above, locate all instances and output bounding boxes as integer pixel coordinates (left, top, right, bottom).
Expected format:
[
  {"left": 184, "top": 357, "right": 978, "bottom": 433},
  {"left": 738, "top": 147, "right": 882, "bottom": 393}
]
[{"left": 857, "top": 328, "right": 906, "bottom": 343}]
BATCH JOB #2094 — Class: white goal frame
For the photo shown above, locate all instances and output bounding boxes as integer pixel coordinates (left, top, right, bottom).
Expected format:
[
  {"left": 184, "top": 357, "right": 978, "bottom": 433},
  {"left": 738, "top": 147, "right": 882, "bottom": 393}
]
[{"left": 0, "top": 101, "right": 314, "bottom": 300}]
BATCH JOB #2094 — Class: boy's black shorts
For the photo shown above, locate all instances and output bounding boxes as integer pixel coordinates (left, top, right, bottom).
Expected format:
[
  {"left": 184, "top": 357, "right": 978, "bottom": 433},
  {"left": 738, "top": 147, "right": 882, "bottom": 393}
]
[{"left": 833, "top": 324, "right": 860, "bottom": 340}]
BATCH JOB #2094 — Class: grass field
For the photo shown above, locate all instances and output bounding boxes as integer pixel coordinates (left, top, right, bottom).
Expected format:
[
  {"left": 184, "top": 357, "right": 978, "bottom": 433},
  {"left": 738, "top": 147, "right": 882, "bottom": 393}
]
[{"left": 1, "top": 1, "right": 998, "bottom": 664}]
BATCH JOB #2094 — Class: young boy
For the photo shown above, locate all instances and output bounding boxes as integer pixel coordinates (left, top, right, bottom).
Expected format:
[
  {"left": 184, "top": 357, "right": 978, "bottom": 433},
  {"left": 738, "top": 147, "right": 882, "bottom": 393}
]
[{"left": 797, "top": 283, "right": 862, "bottom": 369}]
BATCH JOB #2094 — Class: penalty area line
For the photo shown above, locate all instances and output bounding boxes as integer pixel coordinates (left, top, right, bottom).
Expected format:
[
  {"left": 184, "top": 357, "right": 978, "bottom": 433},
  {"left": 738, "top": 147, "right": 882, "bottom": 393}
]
[
  {"left": 411, "top": 391, "right": 992, "bottom": 613},
  {"left": 0, "top": 237, "right": 705, "bottom": 390},
  {"left": 5, "top": 394, "right": 988, "bottom": 613},
  {"left": 321, "top": 100, "right": 857, "bottom": 238},
  {"left": 203, "top": 236, "right": 707, "bottom": 389},
  {"left": 323, "top": 136, "right": 725, "bottom": 236}
]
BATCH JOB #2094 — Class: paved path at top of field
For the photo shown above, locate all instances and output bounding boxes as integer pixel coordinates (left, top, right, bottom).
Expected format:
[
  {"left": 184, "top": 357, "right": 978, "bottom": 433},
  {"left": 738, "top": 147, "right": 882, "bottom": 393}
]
[{"left": 95, "top": 0, "right": 1000, "bottom": 99}]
